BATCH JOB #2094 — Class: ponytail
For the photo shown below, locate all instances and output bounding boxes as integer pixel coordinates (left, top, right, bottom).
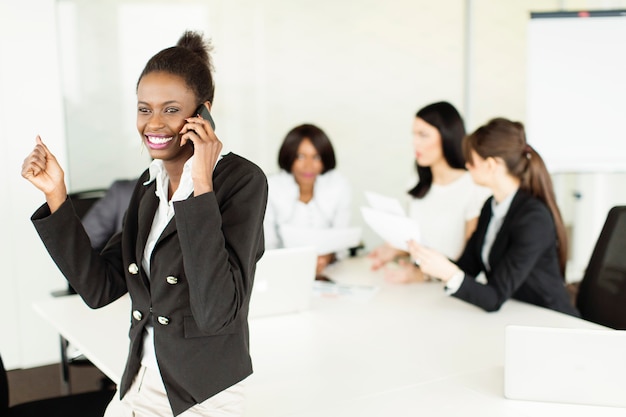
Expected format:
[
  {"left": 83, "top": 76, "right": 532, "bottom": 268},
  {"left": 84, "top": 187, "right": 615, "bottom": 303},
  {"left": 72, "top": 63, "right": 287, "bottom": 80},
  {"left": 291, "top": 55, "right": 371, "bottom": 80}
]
[
  {"left": 520, "top": 145, "right": 567, "bottom": 276},
  {"left": 464, "top": 118, "right": 567, "bottom": 276}
]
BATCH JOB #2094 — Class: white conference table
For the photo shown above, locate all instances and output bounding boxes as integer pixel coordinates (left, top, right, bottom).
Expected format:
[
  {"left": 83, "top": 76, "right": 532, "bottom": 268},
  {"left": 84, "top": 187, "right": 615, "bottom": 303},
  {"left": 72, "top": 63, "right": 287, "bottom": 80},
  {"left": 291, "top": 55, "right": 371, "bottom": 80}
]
[{"left": 33, "top": 257, "right": 623, "bottom": 416}]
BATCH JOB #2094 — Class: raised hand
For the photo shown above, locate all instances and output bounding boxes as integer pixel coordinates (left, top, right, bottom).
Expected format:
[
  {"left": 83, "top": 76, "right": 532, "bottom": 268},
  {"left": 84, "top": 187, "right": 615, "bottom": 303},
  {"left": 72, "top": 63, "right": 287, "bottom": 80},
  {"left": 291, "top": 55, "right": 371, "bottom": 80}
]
[{"left": 21, "top": 136, "right": 67, "bottom": 212}]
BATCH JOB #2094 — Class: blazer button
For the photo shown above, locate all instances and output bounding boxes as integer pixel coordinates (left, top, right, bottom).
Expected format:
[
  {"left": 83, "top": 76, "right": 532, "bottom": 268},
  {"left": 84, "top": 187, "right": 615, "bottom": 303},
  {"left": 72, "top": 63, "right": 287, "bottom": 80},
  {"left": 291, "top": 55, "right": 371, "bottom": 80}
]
[
  {"left": 166, "top": 276, "right": 178, "bottom": 285},
  {"left": 128, "top": 263, "right": 139, "bottom": 275},
  {"left": 132, "top": 310, "right": 143, "bottom": 321},
  {"left": 157, "top": 316, "right": 170, "bottom": 326}
]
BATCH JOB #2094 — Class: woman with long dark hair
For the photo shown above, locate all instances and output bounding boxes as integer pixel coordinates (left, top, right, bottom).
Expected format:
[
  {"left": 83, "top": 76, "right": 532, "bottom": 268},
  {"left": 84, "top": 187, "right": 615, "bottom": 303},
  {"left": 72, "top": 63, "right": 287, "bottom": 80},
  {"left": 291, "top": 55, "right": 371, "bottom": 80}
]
[{"left": 368, "top": 102, "right": 490, "bottom": 283}]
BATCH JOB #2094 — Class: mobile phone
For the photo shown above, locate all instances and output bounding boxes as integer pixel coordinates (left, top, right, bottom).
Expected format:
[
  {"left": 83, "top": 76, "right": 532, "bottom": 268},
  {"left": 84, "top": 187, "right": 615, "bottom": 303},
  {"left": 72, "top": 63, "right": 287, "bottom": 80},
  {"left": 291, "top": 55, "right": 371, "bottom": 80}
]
[{"left": 195, "top": 104, "right": 216, "bottom": 131}]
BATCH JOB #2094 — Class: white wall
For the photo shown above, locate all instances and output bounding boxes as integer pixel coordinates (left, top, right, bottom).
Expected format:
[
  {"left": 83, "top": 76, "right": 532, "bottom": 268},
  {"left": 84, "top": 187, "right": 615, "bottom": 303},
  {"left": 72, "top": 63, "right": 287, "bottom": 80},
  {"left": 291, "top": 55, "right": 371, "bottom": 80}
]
[
  {"left": 210, "top": 0, "right": 467, "bottom": 248},
  {"left": 0, "top": 0, "right": 71, "bottom": 369},
  {"left": 2, "top": 0, "right": 626, "bottom": 369}
]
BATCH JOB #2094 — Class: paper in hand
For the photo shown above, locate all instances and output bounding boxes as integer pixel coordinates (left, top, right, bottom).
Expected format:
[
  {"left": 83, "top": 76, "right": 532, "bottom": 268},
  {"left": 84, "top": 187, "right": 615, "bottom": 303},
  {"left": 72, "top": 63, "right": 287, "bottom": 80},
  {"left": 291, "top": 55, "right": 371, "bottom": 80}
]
[
  {"left": 361, "top": 191, "right": 421, "bottom": 251},
  {"left": 364, "top": 191, "right": 406, "bottom": 216},
  {"left": 360, "top": 207, "right": 421, "bottom": 251}
]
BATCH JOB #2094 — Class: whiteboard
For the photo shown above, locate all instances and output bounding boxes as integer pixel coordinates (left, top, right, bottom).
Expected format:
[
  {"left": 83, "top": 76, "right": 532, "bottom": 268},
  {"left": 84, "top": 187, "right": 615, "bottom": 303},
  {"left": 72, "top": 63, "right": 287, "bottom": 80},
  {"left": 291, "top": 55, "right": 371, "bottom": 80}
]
[{"left": 526, "top": 11, "right": 626, "bottom": 173}]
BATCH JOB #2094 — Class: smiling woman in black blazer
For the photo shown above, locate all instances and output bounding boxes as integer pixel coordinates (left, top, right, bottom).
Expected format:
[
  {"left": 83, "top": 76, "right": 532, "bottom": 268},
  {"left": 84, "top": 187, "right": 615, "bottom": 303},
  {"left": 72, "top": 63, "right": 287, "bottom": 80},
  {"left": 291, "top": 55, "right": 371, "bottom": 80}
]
[
  {"left": 22, "top": 31, "right": 267, "bottom": 416},
  {"left": 409, "top": 118, "right": 578, "bottom": 316}
]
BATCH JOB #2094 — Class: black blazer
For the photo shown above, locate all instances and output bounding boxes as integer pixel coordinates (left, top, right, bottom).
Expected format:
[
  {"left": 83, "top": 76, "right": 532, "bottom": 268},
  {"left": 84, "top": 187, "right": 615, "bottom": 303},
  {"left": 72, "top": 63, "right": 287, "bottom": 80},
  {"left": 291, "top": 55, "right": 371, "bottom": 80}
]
[
  {"left": 32, "top": 153, "right": 268, "bottom": 416},
  {"left": 454, "top": 189, "right": 579, "bottom": 316}
]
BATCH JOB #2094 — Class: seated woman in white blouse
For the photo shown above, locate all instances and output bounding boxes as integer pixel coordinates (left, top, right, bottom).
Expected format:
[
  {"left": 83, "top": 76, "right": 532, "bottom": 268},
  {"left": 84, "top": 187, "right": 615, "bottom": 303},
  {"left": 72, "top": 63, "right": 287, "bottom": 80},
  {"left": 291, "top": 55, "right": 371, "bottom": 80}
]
[{"left": 264, "top": 124, "right": 352, "bottom": 277}]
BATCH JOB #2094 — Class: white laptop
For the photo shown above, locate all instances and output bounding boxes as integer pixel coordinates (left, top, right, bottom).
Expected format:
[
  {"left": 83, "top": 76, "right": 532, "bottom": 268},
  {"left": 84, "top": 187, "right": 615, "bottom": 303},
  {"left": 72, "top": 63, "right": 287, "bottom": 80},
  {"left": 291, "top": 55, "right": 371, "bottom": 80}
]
[
  {"left": 504, "top": 325, "right": 626, "bottom": 408},
  {"left": 249, "top": 246, "right": 317, "bottom": 318}
]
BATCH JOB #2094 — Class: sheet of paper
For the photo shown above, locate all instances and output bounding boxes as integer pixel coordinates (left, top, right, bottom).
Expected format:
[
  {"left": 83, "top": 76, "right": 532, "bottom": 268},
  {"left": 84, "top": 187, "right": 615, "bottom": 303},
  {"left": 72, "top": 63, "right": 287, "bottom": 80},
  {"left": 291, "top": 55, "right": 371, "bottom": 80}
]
[
  {"left": 364, "top": 190, "right": 406, "bottom": 216},
  {"left": 279, "top": 225, "right": 363, "bottom": 255},
  {"left": 360, "top": 206, "right": 421, "bottom": 251}
]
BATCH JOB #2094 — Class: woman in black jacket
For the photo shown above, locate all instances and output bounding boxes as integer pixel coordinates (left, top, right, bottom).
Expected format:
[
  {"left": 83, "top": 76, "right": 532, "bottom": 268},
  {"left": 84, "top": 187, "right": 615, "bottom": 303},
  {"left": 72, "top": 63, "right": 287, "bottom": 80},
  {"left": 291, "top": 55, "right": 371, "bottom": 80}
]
[{"left": 22, "top": 31, "right": 268, "bottom": 416}]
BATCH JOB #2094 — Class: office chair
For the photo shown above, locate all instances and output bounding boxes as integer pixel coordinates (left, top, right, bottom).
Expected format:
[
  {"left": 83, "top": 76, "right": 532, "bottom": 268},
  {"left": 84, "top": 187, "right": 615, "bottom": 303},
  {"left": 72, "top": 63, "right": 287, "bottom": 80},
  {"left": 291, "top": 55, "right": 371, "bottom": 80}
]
[
  {"left": 69, "top": 189, "right": 108, "bottom": 218},
  {"left": 0, "top": 353, "right": 114, "bottom": 417},
  {"left": 576, "top": 206, "right": 626, "bottom": 330}
]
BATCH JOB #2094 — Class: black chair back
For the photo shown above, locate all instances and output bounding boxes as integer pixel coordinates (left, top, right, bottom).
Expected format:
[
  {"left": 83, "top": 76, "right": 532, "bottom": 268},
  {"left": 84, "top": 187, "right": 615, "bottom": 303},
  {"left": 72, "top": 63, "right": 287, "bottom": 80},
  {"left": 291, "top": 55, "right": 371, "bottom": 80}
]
[
  {"left": 576, "top": 206, "right": 626, "bottom": 329},
  {"left": 0, "top": 353, "right": 9, "bottom": 416},
  {"left": 68, "top": 189, "right": 107, "bottom": 219}
]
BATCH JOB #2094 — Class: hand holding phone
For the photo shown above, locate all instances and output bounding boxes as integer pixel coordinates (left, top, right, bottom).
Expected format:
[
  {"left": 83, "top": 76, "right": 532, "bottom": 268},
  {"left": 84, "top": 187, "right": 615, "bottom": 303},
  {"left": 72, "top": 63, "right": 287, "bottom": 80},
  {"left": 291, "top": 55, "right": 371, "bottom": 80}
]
[{"left": 195, "top": 104, "right": 216, "bottom": 131}]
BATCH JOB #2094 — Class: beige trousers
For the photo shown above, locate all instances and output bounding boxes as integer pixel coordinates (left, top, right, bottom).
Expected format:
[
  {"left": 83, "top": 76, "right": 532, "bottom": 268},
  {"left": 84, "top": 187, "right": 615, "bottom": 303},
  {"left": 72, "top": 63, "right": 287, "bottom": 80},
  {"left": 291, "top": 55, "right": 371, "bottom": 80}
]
[{"left": 104, "top": 366, "right": 246, "bottom": 417}]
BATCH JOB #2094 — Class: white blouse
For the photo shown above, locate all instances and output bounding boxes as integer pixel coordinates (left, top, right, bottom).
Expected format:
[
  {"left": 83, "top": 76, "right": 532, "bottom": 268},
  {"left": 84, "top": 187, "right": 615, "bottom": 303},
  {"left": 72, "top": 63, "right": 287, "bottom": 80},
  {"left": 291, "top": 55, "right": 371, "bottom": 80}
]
[
  {"left": 408, "top": 172, "right": 491, "bottom": 260},
  {"left": 264, "top": 169, "right": 352, "bottom": 249}
]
